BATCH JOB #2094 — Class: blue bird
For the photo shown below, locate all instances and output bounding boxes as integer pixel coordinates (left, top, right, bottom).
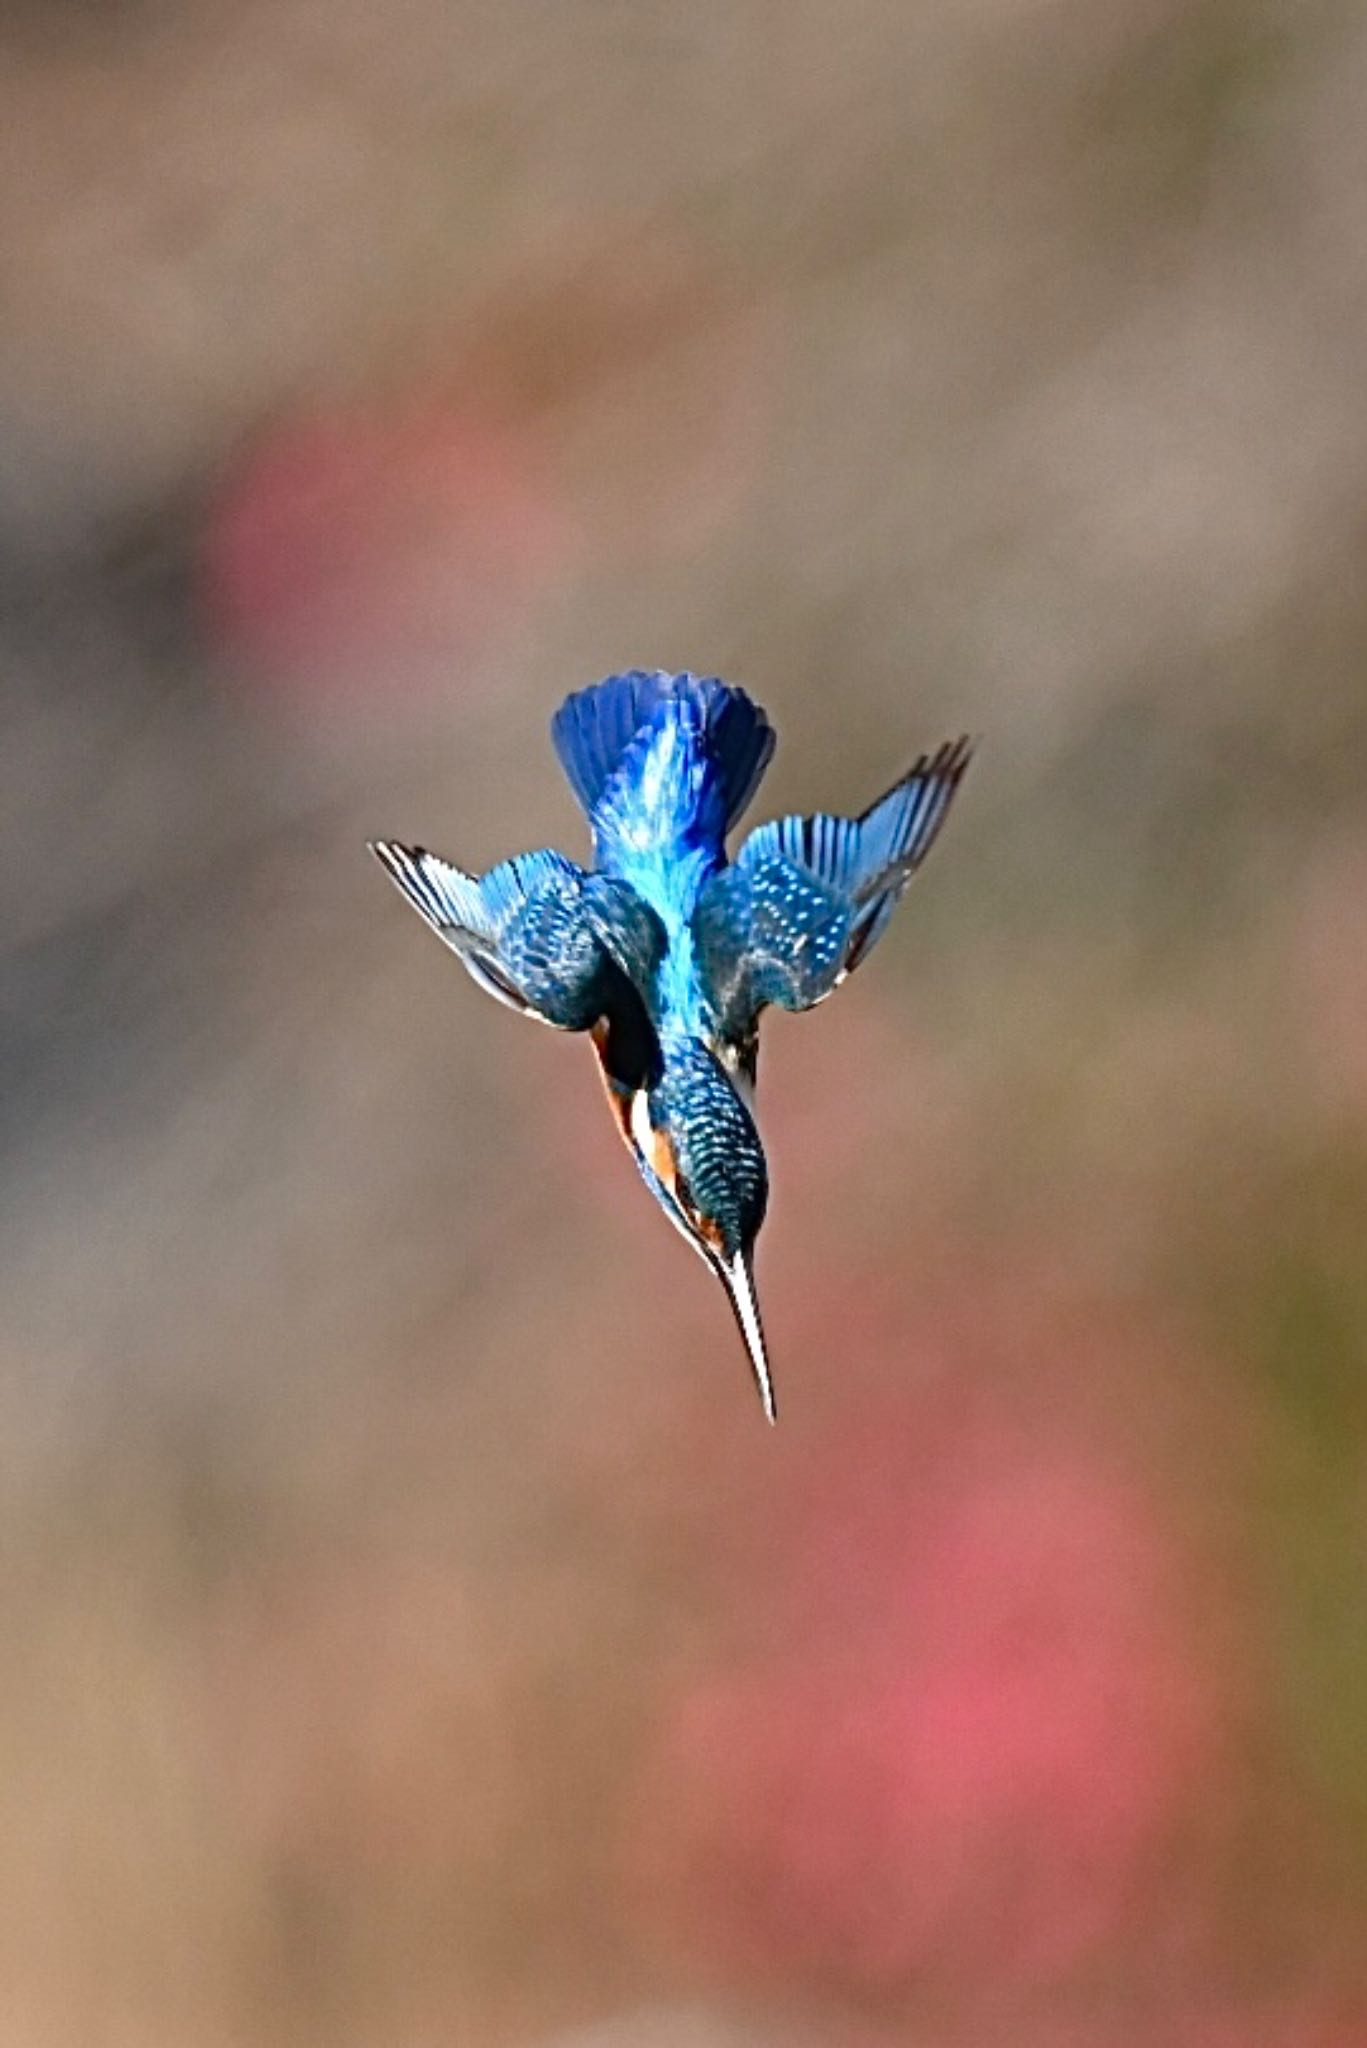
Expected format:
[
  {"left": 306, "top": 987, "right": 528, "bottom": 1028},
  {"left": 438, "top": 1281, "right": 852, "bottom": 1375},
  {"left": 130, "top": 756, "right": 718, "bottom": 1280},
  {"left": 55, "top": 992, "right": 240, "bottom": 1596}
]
[{"left": 370, "top": 670, "right": 972, "bottom": 1421}]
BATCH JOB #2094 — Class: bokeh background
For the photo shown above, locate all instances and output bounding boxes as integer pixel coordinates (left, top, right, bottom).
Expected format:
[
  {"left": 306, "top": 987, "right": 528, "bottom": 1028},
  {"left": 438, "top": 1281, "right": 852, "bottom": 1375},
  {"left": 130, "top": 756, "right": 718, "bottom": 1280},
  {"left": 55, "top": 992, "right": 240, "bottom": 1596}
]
[{"left": 4, "top": 3, "right": 1367, "bottom": 2043}]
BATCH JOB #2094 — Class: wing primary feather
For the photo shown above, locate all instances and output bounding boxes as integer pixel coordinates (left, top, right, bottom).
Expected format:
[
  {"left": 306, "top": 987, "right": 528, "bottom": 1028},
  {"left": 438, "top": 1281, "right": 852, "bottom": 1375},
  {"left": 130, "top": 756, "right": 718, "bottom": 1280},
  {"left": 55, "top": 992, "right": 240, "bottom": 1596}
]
[
  {"left": 696, "top": 732, "right": 974, "bottom": 1028},
  {"left": 371, "top": 836, "right": 667, "bottom": 1046},
  {"left": 852, "top": 735, "right": 974, "bottom": 903},
  {"left": 369, "top": 840, "right": 485, "bottom": 937}
]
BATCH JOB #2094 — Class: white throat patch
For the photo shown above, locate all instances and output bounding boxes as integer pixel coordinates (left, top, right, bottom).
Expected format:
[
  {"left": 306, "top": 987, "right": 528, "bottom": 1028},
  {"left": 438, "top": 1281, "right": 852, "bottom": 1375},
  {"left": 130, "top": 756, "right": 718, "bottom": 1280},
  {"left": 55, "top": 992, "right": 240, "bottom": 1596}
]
[{"left": 628, "top": 1088, "right": 655, "bottom": 1158}]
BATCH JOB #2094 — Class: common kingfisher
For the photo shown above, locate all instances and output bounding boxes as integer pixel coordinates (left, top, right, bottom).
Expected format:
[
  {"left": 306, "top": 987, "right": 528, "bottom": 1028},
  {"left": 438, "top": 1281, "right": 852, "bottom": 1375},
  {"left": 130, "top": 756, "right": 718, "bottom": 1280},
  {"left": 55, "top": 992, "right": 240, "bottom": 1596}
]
[{"left": 371, "top": 670, "right": 972, "bottom": 1421}]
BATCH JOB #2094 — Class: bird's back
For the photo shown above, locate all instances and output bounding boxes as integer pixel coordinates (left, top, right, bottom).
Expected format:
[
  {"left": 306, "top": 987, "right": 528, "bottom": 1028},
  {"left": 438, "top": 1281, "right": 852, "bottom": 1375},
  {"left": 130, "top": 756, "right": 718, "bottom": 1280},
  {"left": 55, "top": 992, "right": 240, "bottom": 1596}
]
[{"left": 551, "top": 671, "right": 776, "bottom": 1037}]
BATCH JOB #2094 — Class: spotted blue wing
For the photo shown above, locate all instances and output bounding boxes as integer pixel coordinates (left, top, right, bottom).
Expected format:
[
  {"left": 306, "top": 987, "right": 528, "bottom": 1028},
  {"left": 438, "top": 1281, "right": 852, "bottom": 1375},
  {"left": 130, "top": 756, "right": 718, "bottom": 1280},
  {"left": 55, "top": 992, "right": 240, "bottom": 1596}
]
[
  {"left": 370, "top": 840, "right": 659, "bottom": 1030},
  {"left": 694, "top": 736, "right": 973, "bottom": 1033}
]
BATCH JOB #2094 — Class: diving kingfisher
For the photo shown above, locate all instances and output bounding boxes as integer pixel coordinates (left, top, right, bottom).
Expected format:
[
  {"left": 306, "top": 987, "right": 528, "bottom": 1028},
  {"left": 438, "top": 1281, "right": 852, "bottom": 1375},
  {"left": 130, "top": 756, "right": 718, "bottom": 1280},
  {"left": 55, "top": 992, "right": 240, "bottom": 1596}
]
[{"left": 370, "top": 670, "right": 972, "bottom": 1422}]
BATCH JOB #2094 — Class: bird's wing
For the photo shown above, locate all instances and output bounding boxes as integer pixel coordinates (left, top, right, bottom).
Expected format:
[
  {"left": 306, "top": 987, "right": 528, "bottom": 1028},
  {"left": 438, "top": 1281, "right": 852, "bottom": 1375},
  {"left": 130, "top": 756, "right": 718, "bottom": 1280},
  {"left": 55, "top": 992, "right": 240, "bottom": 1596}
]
[
  {"left": 694, "top": 737, "right": 973, "bottom": 1034},
  {"left": 370, "top": 841, "right": 661, "bottom": 1032}
]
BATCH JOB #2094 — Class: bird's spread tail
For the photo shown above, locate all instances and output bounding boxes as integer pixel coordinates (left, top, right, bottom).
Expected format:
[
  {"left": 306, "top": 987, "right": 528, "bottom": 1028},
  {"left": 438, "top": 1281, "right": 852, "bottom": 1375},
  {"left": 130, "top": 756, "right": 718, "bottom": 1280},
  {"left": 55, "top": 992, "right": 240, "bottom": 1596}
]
[{"left": 552, "top": 670, "right": 775, "bottom": 834}]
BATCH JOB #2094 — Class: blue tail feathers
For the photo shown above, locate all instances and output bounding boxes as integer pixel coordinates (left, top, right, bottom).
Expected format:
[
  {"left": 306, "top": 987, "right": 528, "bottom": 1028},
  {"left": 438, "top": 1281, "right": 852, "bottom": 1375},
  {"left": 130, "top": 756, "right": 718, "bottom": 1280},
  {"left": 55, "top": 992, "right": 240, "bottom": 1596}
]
[{"left": 552, "top": 671, "right": 776, "bottom": 833}]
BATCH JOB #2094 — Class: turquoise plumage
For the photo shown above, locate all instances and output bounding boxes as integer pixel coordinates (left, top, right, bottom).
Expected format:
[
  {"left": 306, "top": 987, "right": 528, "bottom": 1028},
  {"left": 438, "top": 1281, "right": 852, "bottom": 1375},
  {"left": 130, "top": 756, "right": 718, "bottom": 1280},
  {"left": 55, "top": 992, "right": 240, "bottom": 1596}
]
[{"left": 372, "top": 670, "right": 972, "bottom": 1420}]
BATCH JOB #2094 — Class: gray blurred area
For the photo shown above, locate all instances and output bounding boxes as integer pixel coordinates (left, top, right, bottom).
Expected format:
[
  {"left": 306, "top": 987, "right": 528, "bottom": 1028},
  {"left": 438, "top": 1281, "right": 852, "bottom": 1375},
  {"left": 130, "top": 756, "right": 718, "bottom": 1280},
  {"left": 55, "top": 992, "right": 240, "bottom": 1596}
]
[{"left": 4, "top": 3, "right": 1367, "bottom": 2043}]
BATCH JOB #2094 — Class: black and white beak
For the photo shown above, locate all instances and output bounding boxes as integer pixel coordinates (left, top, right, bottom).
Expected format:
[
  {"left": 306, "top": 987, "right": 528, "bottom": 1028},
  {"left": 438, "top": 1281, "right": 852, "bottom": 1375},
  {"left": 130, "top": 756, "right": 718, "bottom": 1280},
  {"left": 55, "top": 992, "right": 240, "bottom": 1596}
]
[{"left": 717, "top": 1247, "right": 776, "bottom": 1424}]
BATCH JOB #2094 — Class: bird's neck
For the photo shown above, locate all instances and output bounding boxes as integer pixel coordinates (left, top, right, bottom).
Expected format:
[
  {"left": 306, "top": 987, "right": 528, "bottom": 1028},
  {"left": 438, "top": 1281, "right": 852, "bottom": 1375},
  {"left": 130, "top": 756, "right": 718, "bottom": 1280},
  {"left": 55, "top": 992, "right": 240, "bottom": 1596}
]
[
  {"left": 595, "top": 833, "right": 718, "bottom": 919},
  {"left": 589, "top": 707, "right": 730, "bottom": 1035}
]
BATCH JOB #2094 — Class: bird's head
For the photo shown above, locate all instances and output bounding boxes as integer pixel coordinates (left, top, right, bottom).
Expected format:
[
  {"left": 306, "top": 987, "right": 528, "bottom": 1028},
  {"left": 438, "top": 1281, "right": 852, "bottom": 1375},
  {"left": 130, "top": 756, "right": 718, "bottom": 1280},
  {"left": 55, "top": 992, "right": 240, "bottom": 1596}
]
[{"left": 625, "top": 1038, "right": 774, "bottom": 1421}]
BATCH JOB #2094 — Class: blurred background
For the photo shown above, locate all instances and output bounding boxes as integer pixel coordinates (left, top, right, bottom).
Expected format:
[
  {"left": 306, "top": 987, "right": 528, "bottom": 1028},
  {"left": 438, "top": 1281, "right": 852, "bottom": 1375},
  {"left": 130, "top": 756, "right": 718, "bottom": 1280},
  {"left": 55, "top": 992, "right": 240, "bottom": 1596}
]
[{"left": 4, "top": 2, "right": 1367, "bottom": 2043}]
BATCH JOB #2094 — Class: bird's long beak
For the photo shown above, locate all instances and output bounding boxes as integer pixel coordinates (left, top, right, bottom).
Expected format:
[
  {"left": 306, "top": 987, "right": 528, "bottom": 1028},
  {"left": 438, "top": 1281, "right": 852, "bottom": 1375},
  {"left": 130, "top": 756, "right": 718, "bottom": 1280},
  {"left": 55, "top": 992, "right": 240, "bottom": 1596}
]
[{"left": 719, "top": 1250, "right": 777, "bottom": 1424}]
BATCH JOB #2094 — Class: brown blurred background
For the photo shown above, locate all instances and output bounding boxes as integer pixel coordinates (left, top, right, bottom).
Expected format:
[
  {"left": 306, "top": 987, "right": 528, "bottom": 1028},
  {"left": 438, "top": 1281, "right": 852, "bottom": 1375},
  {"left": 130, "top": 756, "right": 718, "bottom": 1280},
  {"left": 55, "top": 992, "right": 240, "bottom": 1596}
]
[{"left": 4, "top": 3, "right": 1367, "bottom": 2043}]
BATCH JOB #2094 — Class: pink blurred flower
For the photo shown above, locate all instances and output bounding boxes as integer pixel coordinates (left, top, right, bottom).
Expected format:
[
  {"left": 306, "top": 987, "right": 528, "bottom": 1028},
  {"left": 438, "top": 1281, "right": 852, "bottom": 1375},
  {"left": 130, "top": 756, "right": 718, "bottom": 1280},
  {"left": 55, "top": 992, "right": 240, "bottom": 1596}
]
[
  {"left": 627, "top": 1398, "right": 1236, "bottom": 1993},
  {"left": 202, "top": 398, "right": 565, "bottom": 702},
  {"left": 200, "top": 226, "right": 774, "bottom": 722}
]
